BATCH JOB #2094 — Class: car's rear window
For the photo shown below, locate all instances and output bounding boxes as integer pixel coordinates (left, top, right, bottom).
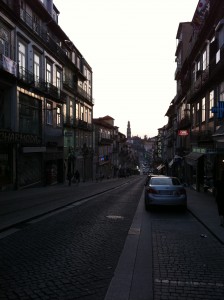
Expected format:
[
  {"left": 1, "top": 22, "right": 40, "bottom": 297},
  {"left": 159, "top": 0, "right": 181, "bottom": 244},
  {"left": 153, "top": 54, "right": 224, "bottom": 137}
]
[{"left": 150, "top": 177, "right": 181, "bottom": 185}]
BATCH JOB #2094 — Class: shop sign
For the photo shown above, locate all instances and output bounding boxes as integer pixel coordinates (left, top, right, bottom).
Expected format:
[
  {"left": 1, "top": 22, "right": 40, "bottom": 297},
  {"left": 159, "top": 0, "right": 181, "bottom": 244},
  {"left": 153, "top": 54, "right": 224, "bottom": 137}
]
[
  {"left": 192, "top": 147, "right": 206, "bottom": 154},
  {"left": 211, "top": 101, "right": 224, "bottom": 118},
  {"left": 0, "top": 130, "right": 41, "bottom": 145},
  {"left": 178, "top": 130, "right": 189, "bottom": 136}
]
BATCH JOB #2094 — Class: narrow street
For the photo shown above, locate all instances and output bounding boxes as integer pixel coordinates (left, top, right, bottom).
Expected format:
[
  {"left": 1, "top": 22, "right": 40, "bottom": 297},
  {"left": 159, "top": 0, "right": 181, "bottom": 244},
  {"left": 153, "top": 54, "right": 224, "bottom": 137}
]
[
  {"left": 0, "top": 177, "right": 224, "bottom": 300},
  {"left": 0, "top": 177, "right": 143, "bottom": 300}
]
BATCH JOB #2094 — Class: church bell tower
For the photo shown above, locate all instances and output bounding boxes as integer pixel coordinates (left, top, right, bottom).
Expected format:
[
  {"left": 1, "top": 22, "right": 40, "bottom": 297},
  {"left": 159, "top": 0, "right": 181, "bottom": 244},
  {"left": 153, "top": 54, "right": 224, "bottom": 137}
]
[{"left": 127, "top": 121, "right": 131, "bottom": 139}]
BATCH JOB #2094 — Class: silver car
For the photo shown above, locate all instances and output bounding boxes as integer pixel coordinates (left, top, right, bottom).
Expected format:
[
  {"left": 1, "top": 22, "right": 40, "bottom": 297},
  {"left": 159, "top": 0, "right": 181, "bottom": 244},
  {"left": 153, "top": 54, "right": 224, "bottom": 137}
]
[{"left": 144, "top": 176, "right": 187, "bottom": 210}]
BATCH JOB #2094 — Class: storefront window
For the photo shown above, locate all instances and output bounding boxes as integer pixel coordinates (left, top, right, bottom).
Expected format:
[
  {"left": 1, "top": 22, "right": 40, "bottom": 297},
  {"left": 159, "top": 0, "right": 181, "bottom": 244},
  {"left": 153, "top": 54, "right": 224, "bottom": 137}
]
[{"left": 19, "top": 93, "right": 41, "bottom": 135}]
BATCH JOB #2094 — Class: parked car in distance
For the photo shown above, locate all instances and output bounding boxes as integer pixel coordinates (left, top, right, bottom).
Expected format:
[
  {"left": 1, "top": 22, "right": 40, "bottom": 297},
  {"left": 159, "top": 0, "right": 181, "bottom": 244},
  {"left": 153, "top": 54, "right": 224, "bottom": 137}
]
[{"left": 144, "top": 176, "right": 187, "bottom": 211}]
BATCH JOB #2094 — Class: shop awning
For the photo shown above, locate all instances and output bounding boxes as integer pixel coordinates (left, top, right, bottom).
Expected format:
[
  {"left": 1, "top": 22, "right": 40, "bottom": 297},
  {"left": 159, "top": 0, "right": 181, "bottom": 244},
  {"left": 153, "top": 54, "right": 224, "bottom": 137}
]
[
  {"left": 184, "top": 152, "right": 204, "bottom": 166},
  {"left": 157, "top": 164, "right": 165, "bottom": 171}
]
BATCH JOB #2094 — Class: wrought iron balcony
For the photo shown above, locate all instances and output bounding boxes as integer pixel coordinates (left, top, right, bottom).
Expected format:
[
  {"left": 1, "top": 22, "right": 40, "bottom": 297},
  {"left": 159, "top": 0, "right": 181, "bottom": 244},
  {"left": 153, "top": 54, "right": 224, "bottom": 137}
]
[
  {"left": 18, "top": 67, "right": 62, "bottom": 100},
  {"left": 18, "top": 66, "right": 35, "bottom": 84},
  {"left": 99, "top": 137, "right": 113, "bottom": 145},
  {"left": 0, "top": 54, "right": 17, "bottom": 77},
  {"left": 76, "top": 85, "right": 93, "bottom": 104},
  {"left": 75, "top": 119, "right": 93, "bottom": 131},
  {"left": 63, "top": 78, "right": 75, "bottom": 91}
]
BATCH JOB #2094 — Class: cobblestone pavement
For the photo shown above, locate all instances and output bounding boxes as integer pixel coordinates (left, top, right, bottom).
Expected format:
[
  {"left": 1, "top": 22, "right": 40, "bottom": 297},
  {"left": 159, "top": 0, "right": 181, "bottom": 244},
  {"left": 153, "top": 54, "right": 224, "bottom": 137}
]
[
  {"left": 151, "top": 210, "right": 224, "bottom": 300},
  {"left": 0, "top": 177, "right": 144, "bottom": 300}
]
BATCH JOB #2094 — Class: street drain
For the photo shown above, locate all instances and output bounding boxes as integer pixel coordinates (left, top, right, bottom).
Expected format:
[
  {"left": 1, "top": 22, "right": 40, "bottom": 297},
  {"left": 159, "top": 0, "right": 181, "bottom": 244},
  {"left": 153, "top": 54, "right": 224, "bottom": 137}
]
[{"left": 106, "top": 215, "right": 124, "bottom": 220}]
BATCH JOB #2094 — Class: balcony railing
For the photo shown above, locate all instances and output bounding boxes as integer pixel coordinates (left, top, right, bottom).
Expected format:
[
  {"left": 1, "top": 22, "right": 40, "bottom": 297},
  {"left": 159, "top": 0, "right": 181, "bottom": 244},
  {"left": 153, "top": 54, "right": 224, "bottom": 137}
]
[
  {"left": 17, "top": 7, "right": 87, "bottom": 79},
  {"left": 18, "top": 66, "right": 35, "bottom": 84},
  {"left": 99, "top": 137, "right": 113, "bottom": 145},
  {"left": 17, "top": 67, "right": 65, "bottom": 101},
  {"left": 76, "top": 85, "right": 93, "bottom": 104},
  {"left": 63, "top": 79, "right": 74, "bottom": 90},
  {"left": 0, "top": 54, "right": 17, "bottom": 76},
  {"left": 75, "top": 119, "right": 93, "bottom": 131}
]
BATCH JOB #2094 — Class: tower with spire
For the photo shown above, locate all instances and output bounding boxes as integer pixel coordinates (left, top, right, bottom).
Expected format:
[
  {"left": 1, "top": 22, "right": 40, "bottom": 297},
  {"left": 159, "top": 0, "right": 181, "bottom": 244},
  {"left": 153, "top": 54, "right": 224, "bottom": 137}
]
[{"left": 127, "top": 121, "right": 131, "bottom": 139}]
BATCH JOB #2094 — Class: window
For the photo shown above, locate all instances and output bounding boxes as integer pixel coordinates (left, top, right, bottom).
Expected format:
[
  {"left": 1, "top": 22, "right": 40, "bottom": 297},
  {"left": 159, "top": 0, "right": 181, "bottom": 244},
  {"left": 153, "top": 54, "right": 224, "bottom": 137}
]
[
  {"left": 34, "top": 53, "right": 40, "bottom": 82},
  {"left": 46, "top": 61, "right": 52, "bottom": 83},
  {"left": 63, "top": 102, "right": 66, "bottom": 123},
  {"left": 88, "top": 71, "right": 92, "bottom": 84},
  {"left": 180, "top": 103, "right": 185, "bottom": 120},
  {"left": 85, "top": 107, "right": 88, "bottom": 122},
  {"left": 76, "top": 103, "right": 79, "bottom": 119},
  {"left": 84, "top": 66, "right": 87, "bottom": 77},
  {"left": 69, "top": 100, "right": 74, "bottom": 124},
  {"left": 72, "top": 51, "right": 76, "bottom": 64},
  {"left": 202, "top": 49, "right": 208, "bottom": 70},
  {"left": 197, "top": 60, "right": 201, "bottom": 72},
  {"left": 196, "top": 102, "right": 200, "bottom": 125},
  {"left": 77, "top": 56, "right": 80, "bottom": 69},
  {"left": 56, "top": 106, "right": 62, "bottom": 127},
  {"left": 33, "top": 13, "right": 40, "bottom": 34},
  {"left": 81, "top": 106, "right": 84, "bottom": 120},
  {"left": 202, "top": 97, "right": 205, "bottom": 122},
  {"left": 0, "top": 25, "right": 9, "bottom": 56},
  {"left": 18, "top": 41, "right": 26, "bottom": 76},
  {"left": 209, "top": 90, "right": 214, "bottom": 118},
  {"left": 220, "top": 81, "right": 224, "bottom": 102},
  {"left": 56, "top": 70, "right": 61, "bottom": 90},
  {"left": 88, "top": 110, "right": 92, "bottom": 124},
  {"left": 46, "top": 101, "right": 53, "bottom": 125},
  {"left": 192, "top": 106, "right": 195, "bottom": 127},
  {"left": 19, "top": 93, "right": 41, "bottom": 135}
]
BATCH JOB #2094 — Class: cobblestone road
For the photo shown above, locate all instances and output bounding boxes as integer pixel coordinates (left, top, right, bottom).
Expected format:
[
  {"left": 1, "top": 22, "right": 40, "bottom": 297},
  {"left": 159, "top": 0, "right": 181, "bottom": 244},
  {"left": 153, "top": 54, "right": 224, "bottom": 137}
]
[
  {"left": 0, "top": 177, "right": 144, "bottom": 300},
  {"left": 151, "top": 210, "right": 224, "bottom": 300}
]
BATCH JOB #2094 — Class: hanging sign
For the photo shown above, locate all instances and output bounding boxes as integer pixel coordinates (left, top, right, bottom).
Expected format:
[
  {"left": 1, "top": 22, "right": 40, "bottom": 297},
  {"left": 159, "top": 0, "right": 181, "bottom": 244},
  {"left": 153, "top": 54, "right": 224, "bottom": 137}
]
[{"left": 178, "top": 130, "right": 189, "bottom": 136}]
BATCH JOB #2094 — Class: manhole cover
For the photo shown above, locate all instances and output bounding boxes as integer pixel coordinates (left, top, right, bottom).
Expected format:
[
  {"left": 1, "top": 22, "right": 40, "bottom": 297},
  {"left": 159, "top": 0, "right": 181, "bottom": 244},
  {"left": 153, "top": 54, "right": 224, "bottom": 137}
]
[
  {"left": 128, "top": 228, "right": 140, "bottom": 235},
  {"left": 106, "top": 215, "right": 124, "bottom": 220}
]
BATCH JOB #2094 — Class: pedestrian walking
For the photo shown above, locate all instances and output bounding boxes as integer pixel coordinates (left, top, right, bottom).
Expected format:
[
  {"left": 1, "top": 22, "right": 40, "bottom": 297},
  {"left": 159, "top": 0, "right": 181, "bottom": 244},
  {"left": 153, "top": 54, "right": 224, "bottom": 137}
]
[
  {"left": 74, "top": 170, "right": 80, "bottom": 185},
  {"left": 214, "top": 171, "right": 224, "bottom": 226}
]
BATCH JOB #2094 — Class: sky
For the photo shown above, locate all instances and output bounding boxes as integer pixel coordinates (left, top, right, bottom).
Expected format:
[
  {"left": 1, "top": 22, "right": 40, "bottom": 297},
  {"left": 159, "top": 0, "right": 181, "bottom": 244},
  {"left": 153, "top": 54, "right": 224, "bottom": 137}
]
[{"left": 54, "top": 0, "right": 199, "bottom": 138}]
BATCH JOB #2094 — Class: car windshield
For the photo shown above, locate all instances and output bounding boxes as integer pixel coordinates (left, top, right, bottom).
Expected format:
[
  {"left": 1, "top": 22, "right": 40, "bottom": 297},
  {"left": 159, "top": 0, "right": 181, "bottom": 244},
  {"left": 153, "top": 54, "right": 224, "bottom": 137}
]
[{"left": 150, "top": 177, "right": 181, "bottom": 186}]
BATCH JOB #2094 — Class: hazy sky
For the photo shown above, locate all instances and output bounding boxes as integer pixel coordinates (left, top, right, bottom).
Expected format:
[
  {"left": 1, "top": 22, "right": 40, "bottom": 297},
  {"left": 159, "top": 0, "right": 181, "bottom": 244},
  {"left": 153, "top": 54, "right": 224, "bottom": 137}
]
[{"left": 54, "top": 0, "right": 199, "bottom": 138}]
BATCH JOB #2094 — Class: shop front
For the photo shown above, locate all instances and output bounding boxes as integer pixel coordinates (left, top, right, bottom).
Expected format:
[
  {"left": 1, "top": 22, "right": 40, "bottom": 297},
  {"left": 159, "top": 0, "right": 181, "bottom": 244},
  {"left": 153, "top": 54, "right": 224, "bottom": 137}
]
[
  {"left": 0, "top": 130, "right": 44, "bottom": 190},
  {"left": 184, "top": 151, "right": 204, "bottom": 191}
]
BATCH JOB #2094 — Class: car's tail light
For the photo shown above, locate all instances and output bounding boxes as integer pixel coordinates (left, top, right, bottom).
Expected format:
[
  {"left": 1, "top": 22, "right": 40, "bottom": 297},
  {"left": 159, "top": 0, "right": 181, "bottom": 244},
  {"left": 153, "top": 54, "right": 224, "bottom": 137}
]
[{"left": 147, "top": 188, "right": 158, "bottom": 194}]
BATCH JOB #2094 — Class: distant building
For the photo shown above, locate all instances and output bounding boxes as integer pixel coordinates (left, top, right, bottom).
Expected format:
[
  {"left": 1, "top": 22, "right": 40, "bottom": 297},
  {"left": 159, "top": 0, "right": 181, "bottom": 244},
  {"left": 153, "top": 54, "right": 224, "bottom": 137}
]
[{"left": 127, "top": 121, "right": 131, "bottom": 139}]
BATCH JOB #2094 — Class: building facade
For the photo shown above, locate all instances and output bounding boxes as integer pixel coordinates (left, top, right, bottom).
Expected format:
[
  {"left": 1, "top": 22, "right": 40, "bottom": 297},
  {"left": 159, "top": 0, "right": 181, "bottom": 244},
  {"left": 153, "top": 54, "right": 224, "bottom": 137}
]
[
  {"left": 158, "top": 0, "right": 224, "bottom": 193},
  {"left": 0, "top": 0, "right": 93, "bottom": 190}
]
